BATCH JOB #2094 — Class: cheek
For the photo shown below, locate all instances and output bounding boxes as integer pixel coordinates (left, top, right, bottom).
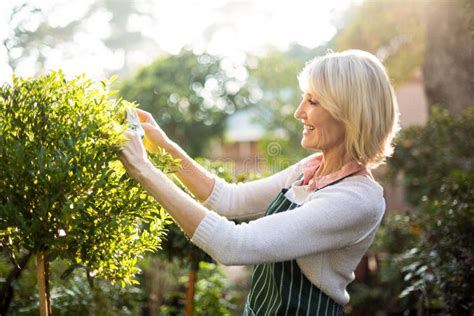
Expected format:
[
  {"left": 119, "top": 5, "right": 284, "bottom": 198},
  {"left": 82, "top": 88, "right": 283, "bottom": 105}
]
[
  {"left": 330, "top": 123, "right": 346, "bottom": 142},
  {"left": 319, "top": 121, "right": 345, "bottom": 143}
]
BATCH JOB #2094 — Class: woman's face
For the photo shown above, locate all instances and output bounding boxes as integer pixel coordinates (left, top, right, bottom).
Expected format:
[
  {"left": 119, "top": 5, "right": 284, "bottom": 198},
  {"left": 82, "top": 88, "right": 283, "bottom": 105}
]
[{"left": 294, "top": 92, "right": 346, "bottom": 152}]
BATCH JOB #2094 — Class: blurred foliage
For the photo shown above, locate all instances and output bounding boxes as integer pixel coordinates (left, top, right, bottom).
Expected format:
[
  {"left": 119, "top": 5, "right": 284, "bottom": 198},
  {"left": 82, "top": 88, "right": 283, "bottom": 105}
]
[
  {"left": 193, "top": 262, "right": 239, "bottom": 316},
  {"left": 349, "top": 107, "right": 474, "bottom": 314},
  {"left": 335, "top": 0, "right": 426, "bottom": 86},
  {"left": 151, "top": 158, "right": 258, "bottom": 314},
  {"left": 0, "top": 72, "right": 176, "bottom": 312},
  {"left": 2, "top": 2, "right": 84, "bottom": 73},
  {"left": 400, "top": 170, "right": 474, "bottom": 313},
  {"left": 247, "top": 48, "right": 314, "bottom": 168},
  {"left": 347, "top": 213, "right": 418, "bottom": 314},
  {"left": 466, "top": 0, "right": 474, "bottom": 33},
  {"left": 119, "top": 51, "right": 252, "bottom": 157},
  {"left": 3, "top": 0, "right": 155, "bottom": 77},
  {"left": 387, "top": 107, "right": 474, "bottom": 313},
  {"left": 88, "top": 0, "right": 157, "bottom": 75},
  {"left": 3, "top": 251, "right": 237, "bottom": 316},
  {"left": 159, "top": 261, "right": 240, "bottom": 316},
  {"left": 0, "top": 255, "right": 146, "bottom": 315},
  {"left": 157, "top": 158, "right": 246, "bottom": 266},
  {"left": 387, "top": 107, "right": 474, "bottom": 205}
]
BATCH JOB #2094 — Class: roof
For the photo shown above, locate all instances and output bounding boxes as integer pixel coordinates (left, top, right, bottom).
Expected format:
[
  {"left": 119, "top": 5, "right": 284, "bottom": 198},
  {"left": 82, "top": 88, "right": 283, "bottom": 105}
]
[{"left": 225, "top": 109, "right": 265, "bottom": 142}]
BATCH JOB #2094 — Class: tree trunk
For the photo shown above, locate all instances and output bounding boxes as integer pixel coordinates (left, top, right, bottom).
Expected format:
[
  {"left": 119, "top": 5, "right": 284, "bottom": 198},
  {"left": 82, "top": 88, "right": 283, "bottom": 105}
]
[
  {"left": 0, "top": 252, "right": 32, "bottom": 315},
  {"left": 184, "top": 260, "right": 199, "bottom": 316},
  {"left": 36, "top": 251, "right": 51, "bottom": 316},
  {"left": 423, "top": 0, "right": 474, "bottom": 115}
]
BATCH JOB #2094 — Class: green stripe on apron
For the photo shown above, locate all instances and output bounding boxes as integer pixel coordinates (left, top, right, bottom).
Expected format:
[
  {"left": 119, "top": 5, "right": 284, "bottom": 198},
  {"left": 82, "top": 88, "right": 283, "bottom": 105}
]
[{"left": 243, "top": 179, "right": 344, "bottom": 316}]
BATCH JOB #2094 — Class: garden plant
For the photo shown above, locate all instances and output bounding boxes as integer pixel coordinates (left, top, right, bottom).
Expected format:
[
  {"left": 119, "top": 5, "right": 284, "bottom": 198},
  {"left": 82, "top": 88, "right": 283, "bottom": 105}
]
[{"left": 0, "top": 72, "right": 176, "bottom": 315}]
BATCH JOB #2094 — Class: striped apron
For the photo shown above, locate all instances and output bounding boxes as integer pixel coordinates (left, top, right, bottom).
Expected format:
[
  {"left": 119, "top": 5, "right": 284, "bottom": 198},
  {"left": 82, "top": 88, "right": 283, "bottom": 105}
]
[{"left": 243, "top": 184, "right": 344, "bottom": 316}]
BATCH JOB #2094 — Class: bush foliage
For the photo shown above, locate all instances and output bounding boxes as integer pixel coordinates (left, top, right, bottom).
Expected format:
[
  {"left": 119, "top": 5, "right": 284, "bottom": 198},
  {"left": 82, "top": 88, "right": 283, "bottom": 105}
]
[
  {"left": 388, "top": 107, "right": 474, "bottom": 313},
  {"left": 349, "top": 107, "right": 474, "bottom": 314},
  {"left": 0, "top": 72, "right": 173, "bottom": 285}
]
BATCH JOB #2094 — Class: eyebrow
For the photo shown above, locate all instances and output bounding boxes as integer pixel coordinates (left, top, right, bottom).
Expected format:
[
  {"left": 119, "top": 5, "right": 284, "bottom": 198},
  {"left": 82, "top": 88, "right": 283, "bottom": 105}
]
[{"left": 304, "top": 93, "right": 319, "bottom": 100}]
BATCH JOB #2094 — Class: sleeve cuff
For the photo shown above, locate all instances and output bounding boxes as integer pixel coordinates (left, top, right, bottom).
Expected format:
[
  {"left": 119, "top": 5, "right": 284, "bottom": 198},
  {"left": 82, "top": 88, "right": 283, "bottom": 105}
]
[
  {"left": 201, "top": 176, "right": 226, "bottom": 210},
  {"left": 190, "top": 211, "right": 222, "bottom": 251}
]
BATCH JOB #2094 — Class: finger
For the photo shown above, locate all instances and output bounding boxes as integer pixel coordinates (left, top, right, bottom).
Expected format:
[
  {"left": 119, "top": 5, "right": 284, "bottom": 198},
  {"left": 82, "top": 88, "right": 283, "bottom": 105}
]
[
  {"left": 122, "top": 129, "right": 135, "bottom": 140},
  {"left": 117, "top": 147, "right": 126, "bottom": 159},
  {"left": 120, "top": 129, "right": 139, "bottom": 148},
  {"left": 140, "top": 122, "right": 154, "bottom": 132},
  {"left": 136, "top": 109, "right": 152, "bottom": 123}
]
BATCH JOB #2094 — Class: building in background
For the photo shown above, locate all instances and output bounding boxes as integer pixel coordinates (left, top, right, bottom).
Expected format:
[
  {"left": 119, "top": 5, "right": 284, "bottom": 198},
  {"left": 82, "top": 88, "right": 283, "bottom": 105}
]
[
  {"left": 207, "top": 109, "right": 266, "bottom": 175},
  {"left": 380, "top": 70, "right": 428, "bottom": 213}
]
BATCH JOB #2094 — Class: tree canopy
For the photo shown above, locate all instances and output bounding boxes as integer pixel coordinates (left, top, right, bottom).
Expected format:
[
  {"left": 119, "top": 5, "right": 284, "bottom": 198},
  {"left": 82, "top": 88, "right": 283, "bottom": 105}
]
[
  {"left": 334, "top": 0, "right": 426, "bottom": 86},
  {"left": 0, "top": 72, "right": 171, "bottom": 285}
]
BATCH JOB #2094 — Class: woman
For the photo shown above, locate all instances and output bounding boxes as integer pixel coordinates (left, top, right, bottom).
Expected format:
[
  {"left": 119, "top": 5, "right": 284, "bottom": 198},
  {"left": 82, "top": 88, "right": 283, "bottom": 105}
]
[{"left": 119, "top": 49, "right": 400, "bottom": 315}]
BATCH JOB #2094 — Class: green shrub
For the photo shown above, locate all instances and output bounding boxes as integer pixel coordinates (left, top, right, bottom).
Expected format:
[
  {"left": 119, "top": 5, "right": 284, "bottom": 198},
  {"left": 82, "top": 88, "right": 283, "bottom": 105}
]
[
  {"left": 387, "top": 107, "right": 474, "bottom": 204},
  {"left": 0, "top": 72, "right": 173, "bottom": 307},
  {"left": 388, "top": 107, "right": 474, "bottom": 313},
  {"left": 347, "top": 213, "right": 418, "bottom": 314},
  {"left": 401, "top": 170, "right": 474, "bottom": 313},
  {"left": 349, "top": 107, "right": 474, "bottom": 314}
]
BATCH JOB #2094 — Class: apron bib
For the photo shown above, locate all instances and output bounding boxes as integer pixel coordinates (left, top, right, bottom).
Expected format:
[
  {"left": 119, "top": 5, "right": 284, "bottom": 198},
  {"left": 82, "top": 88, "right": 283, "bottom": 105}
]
[{"left": 243, "top": 184, "right": 344, "bottom": 316}]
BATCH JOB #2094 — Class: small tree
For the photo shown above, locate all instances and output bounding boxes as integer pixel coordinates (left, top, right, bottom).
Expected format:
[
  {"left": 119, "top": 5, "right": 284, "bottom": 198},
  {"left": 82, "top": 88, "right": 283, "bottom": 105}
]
[{"left": 0, "top": 72, "right": 173, "bottom": 315}]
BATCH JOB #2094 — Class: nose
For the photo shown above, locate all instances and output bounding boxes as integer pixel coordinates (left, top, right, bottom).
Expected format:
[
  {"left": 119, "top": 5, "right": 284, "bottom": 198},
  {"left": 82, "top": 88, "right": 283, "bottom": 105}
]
[{"left": 294, "top": 99, "right": 306, "bottom": 120}]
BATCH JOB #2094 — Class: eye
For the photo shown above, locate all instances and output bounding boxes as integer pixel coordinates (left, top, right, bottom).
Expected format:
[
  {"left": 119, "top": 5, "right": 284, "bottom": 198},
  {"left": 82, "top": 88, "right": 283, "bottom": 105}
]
[{"left": 301, "top": 93, "right": 319, "bottom": 106}]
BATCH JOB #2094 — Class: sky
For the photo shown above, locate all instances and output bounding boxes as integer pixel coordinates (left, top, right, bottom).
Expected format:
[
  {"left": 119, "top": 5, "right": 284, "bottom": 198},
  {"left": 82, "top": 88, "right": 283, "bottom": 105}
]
[{"left": 0, "top": 0, "right": 355, "bottom": 83}]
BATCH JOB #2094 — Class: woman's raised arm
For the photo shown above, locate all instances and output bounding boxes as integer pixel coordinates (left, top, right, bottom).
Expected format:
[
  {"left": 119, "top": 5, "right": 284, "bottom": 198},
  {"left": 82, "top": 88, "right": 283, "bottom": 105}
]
[{"left": 137, "top": 109, "right": 216, "bottom": 202}]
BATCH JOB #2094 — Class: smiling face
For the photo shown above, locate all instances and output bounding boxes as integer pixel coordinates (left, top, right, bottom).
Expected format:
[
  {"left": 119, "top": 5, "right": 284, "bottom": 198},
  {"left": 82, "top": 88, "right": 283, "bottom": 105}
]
[{"left": 294, "top": 92, "right": 346, "bottom": 153}]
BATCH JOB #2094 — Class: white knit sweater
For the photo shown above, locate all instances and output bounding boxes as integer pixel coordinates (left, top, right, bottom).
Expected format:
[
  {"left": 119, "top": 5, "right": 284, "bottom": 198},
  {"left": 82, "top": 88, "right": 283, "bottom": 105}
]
[{"left": 191, "top": 157, "right": 385, "bottom": 305}]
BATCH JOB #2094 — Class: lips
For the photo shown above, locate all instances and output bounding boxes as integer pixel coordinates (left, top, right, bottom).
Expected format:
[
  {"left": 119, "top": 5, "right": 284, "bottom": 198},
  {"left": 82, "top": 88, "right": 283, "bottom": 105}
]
[{"left": 302, "top": 123, "right": 316, "bottom": 136}]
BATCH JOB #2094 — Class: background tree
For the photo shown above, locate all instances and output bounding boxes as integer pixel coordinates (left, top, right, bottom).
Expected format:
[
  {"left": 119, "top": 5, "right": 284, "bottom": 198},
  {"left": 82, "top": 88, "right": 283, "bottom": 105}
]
[
  {"left": 387, "top": 108, "right": 474, "bottom": 313},
  {"left": 423, "top": 0, "right": 474, "bottom": 115},
  {"left": 248, "top": 49, "right": 306, "bottom": 167},
  {"left": 247, "top": 44, "right": 332, "bottom": 170},
  {"left": 88, "top": 0, "right": 158, "bottom": 76},
  {"left": 334, "top": 0, "right": 426, "bottom": 86},
  {"left": 2, "top": 2, "right": 84, "bottom": 74},
  {"left": 335, "top": 0, "right": 474, "bottom": 115},
  {"left": 119, "top": 50, "right": 251, "bottom": 157},
  {"left": 2, "top": 0, "right": 158, "bottom": 79},
  {"left": 0, "top": 72, "right": 173, "bottom": 315}
]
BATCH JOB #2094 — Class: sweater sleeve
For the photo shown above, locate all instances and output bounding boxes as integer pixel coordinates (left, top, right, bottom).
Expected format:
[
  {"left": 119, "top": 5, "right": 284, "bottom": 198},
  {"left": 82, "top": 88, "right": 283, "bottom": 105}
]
[
  {"left": 191, "top": 178, "right": 385, "bottom": 266},
  {"left": 201, "top": 160, "right": 302, "bottom": 220}
]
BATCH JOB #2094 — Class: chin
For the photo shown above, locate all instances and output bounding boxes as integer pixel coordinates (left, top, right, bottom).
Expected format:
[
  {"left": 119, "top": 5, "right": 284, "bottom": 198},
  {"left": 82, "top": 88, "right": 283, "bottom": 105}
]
[{"left": 301, "top": 140, "right": 319, "bottom": 151}]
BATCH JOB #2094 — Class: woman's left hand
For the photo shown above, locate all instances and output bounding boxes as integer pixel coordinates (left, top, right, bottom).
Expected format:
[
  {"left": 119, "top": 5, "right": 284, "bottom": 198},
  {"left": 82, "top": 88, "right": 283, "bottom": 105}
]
[
  {"left": 118, "top": 130, "right": 153, "bottom": 180},
  {"left": 117, "top": 129, "right": 209, "bottom": 237}
]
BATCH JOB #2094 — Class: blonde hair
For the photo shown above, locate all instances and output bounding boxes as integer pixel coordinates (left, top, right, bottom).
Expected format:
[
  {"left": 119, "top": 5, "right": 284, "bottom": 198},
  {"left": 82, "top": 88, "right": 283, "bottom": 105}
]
[{"left": 298, "top": 49, "right": 400, "bottom": 169}]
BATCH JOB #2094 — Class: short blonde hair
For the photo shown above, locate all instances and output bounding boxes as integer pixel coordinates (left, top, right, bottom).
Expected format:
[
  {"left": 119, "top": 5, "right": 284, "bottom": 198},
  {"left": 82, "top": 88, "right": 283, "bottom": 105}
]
[{"left": 298, "top": 49, "right": 400, "bottom": 168}]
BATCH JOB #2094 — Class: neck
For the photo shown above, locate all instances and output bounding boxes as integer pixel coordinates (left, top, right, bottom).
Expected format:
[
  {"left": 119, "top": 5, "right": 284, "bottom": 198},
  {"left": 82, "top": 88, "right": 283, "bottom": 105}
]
[{"left": 315, "top": 147, "right": 352, "bottom": 177}]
